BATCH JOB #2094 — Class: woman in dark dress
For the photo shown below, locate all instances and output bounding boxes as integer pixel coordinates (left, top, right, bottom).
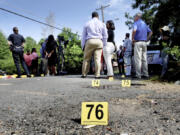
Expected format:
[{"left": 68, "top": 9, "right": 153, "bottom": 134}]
[{"left": 45, "top": 35, "right": 57, "bottom": 75}]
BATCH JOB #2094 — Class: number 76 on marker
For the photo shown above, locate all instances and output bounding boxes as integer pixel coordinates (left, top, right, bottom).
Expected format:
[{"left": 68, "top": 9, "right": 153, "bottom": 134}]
[{"left": 81, "top": 102, "right": 108, "bottom": 125}]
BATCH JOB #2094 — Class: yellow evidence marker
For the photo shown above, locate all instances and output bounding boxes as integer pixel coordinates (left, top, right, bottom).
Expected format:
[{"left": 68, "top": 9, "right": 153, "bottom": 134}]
[
  {"left": 108, "top": 77, "right": 114, "bottom": 81},
  {"left": 122, "top": 80, "right": 131, "bottom": 87},
  {"left": 21, "top": 75, "right": 27, "bottom": 78},
  {"left": 81, "top": 102, "right": 108, "bottom": 125},
  {"left": 92, "top": 80, "right": 100, "bottom": 87}
]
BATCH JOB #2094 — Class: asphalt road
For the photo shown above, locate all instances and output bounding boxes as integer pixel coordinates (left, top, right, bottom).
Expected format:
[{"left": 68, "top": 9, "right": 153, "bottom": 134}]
[{"left": 0, "top": 75, "right": 180, "bottom": 135}]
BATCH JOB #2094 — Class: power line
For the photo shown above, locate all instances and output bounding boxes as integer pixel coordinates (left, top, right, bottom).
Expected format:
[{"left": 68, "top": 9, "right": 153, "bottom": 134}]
[
  {"left": 0, "top": 7, "right": 63, "bottom": 31},
  {"left": 1, "top": 2, "right": 67, "bottom": 29},
  {"left": 96, "top": 4, "right": 110, "bottom": 23},
  {"left": 0, "top": 7, "right": 82, "bottom": 38}
]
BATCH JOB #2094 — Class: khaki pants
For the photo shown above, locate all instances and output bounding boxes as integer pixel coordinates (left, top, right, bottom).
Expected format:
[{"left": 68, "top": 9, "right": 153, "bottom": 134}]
[
  {"left": 82, "top": 39, "right": 103, "bottom": 77},
  {"left": 134, "top": 41, "right": 149, "bottom": 78}
]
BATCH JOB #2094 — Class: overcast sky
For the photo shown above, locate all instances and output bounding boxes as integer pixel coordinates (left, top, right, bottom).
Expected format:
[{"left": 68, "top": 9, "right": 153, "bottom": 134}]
[{"left": 0, "top": 0, "right": 139, "bottom": 45}]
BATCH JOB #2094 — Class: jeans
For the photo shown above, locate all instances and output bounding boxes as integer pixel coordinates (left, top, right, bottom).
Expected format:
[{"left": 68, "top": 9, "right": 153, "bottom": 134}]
[
  {"left": 103, "top": 42, "right": 115, "bottom": 76},
  {"left": 41, "top": 58, "right": 48, "bottom": 75},
  {"left": 124, "top": 55, "right": 132, "bottom": 76},
  {"left": 134, "top": 41, "right": 149, "bottom": 78},
  {"left": 161, "top": 50, "right": 169, "bottom": 77},
  {"left": 12, "top": 51, "right": 30, "bottom": 76}
]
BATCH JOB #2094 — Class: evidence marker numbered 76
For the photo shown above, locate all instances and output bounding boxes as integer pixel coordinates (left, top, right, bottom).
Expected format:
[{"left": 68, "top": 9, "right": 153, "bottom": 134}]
[{"left": 81, "top": 102, "right": 108, "bottom": 125}]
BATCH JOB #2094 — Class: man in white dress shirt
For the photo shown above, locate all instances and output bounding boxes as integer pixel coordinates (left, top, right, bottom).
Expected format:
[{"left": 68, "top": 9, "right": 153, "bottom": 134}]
[{"left": 81, "top": 12, "right": 108, "bottom": 78}]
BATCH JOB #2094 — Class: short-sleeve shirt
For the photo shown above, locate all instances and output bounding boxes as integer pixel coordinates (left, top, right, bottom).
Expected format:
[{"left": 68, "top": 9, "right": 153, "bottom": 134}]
[
  {"left": 31, "top": 52, "right": 38, "bottom": 60},
  {"left": 133, "top": 19, "right": 152, "bottom": 41},
  {"left": 123, "top": 38, "right": 132, "bottom": 56},
  {"left": 8, "top": 33, "right": 25, "bottom": 47},
  {"left": 40, "top": 41, "right": 47, "bottom": 58},
  {"left": 24, "top": 54, "right": 32, "bottom": 66}
]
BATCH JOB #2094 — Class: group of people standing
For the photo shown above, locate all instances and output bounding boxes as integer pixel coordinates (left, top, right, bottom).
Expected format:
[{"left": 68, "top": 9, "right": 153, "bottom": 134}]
[
  {"left": 117, "top": 33, "right": 132, "bottom": 77},
  {"left": 8, "top": 27, "right": 58, "bottom": 78},
  {"left": 8, "top": 11, "right": 170, "bottom": 80},
  {"left": 24, "top": 48, "right": 38, "bottom": 75},
  {"left": 81, "top": 12, "right": 153, "bottom": 79}
]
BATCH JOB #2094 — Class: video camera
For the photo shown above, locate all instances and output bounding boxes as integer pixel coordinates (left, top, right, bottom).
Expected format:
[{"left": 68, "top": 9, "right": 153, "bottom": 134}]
[{"left": 57, "top": 36, "right": 69, "bottom": 48}]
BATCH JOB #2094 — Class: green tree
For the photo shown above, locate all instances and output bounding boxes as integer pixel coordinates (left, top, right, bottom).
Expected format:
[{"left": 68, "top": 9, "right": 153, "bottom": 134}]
[
  {"left": 24, "top": 37, "right": 37, "bottom": 52},
  {"left": 58, "top": 28, "right": 83, "bottom": 73},
  {"left": 0, "top": 31, "right": 10, "bottom": 59},
  {"left": 0, "top": 31, "right": 16, "bottom": 74},
  {"left": 24, "top": 37, "right": 41, "bottom": 56},
  {"left": 125, "top": 0, "right": 180, "bottom": 45}
]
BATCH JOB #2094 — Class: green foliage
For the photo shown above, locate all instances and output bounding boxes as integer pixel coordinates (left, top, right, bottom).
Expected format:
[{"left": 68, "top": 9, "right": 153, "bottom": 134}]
[
  {"left": 167, "top": 46, "right": 180, "bottom": 61},
  {"left": 0, "top": 58, "right": 16, "bottom": 74},
  {"left": 0, "top": 31, "right": 16, "bottom": 74},
  {"left": 24, "top": 37, "right": 41, "bottom": 56},
  {"left": 58, "top": 28, "right": 83, "bottom": 73},
  {"left": 24, "top": 37, "right": 37, "bottom": 52},
  {"left": 38, "top": 38, "right": 45, "bottom": 46},
  {"left": 0, "top": 28, "right": 83, "bottom": 74},
  {"left": 0, "top": 32, "right": 42, "bottom": 74},
  {"left": 125, "top": 0, "right": 180, "bottom": 81},
  {"left": 0, "top": 31, "right": 10, "bottom": 59},
  {"left": 125, "top": 12, "right": 134, "bottom": 29},
  {"left": 125, "top": 0, "right": 180, "bottom": 45}
]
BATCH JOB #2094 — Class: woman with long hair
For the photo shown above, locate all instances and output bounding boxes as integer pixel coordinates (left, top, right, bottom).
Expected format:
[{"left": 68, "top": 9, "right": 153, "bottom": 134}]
[
  {"left": 103, "top": 20, "right": 116, "bottom": 79},
  {"left": 45, "top": 35, "right": 57, "bottom": 75}
]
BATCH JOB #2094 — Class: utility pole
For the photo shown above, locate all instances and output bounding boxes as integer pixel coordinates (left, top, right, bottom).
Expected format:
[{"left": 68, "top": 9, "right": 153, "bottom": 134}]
[{"left": 96, "top": 4, "right": 110, "bottom": 23}]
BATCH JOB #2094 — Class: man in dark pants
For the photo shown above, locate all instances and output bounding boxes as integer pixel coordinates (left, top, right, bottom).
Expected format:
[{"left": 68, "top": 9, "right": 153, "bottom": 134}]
[
  {"left": 8, "top": 27, "right": 31, "bottom": 78},
  {"left": 159, "top": 26, "right": 171, "bottom": 79}
]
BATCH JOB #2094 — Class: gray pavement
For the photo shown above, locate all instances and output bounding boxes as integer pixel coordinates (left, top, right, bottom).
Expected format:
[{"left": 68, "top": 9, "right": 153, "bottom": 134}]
[{"left": 0, "top": 75, "right": 180, "bottom": 135}]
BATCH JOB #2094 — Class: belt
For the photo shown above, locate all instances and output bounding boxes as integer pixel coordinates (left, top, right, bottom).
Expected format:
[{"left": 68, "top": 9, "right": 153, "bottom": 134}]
[{"left": 135, "top": 40, "right": 146, "bottom": 42}]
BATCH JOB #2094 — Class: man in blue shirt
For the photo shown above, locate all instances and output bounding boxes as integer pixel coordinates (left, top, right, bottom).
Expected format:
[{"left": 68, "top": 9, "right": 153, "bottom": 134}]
[
  {"left": 81, "top": 12, "right": 108, "bottom": 78},
  {"left": 132, "top": 13, "right": 153, "bottom": 79},
  {"left": 8, "top": 27, "right": 31, "bottom": 78},
  {"left": 40, "top": 40, "right": 48, "bottom": 76},
  {"left": 123, "top": 33, "right": 132, "bottom": 76}
]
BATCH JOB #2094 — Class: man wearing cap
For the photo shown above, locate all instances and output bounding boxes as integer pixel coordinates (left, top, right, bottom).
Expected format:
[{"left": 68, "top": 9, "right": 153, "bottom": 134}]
[
  {"left": 8, "top": 27, "right": 31, "bottom": 78},
  {"left": 81, "top": 12, "right": 108, "bottom": 78},
  {"left": 159, "top": 26, "right": 171, "bottom": 78},
  {"left": 132, "top": 13, "right": 153, "bottom": 79}
]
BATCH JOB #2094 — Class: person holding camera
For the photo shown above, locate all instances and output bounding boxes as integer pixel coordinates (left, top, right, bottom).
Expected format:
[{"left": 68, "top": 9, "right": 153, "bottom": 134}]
[
  {"left": 8, "top": 27, "right": 30, "bottom": 78},
  {"left": 159, "top": 26, "right": 171, "bottom": 79}
]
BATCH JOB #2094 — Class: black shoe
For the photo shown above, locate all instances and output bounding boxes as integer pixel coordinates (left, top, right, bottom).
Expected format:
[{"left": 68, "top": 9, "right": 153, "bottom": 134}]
[
  {"left": 16, "top": 75, "right": 21, "bottom": 78},
  {"left": 27, "top": 74, "right": 31, "bottom": 78},
  {"left": 132, "top": 76, "right": 141, "bottom": 80},
  {"left": 81, "top": 75, "right": 87, "bottom": 78},
  {"left": 95, "top": 76, "right": 101, "bottom": 79},
  {"left": 142, "top": 76, "right": 149, "bottom": 80}
]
